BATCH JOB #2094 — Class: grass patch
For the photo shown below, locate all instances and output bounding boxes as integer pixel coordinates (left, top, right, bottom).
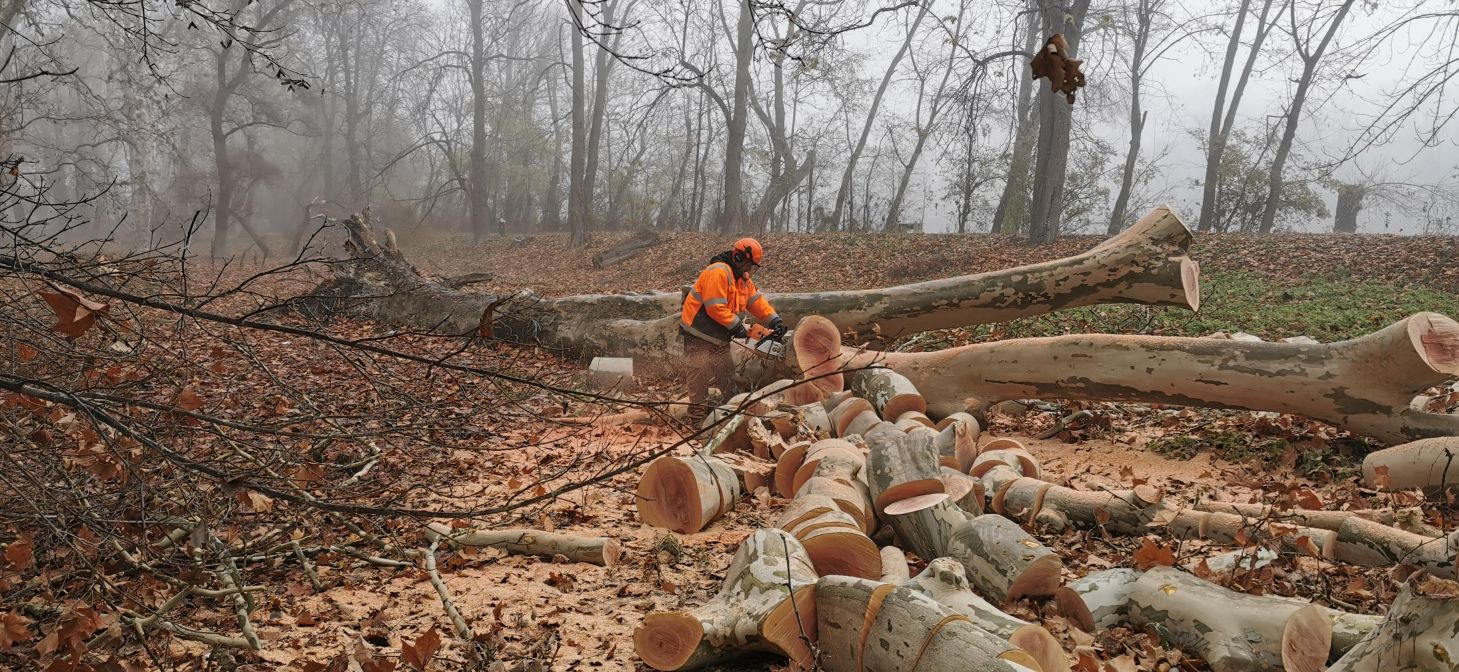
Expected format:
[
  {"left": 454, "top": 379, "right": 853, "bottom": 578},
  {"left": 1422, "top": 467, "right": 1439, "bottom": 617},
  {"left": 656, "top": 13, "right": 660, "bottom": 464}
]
[
  {"left": 963, "top": 270, "right": 1459, "bottom": 342},
  {"left": 1148, "top": 430, "right": 1369, "bottom": 481}
]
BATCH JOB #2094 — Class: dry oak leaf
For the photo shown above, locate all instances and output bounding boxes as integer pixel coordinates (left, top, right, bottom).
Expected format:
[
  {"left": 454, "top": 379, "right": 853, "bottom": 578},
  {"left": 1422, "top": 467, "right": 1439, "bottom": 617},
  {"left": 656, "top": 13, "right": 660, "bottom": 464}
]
[
  {"left": 39, "top": 287, "right": 109, "bottom": 340},
  {"left": 3, "top": 534, "right": 34, "bottom": 571},
  {"left": 174, "top": 387, "right": 204, "bottom": 413}
]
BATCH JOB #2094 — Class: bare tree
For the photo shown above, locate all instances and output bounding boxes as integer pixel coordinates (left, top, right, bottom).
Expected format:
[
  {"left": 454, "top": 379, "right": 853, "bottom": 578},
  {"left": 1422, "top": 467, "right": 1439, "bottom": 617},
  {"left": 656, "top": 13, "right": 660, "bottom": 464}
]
[
  {"left": 1197, "top": 0, "right": 1280, "bottom": 232},
  {"left": 1026, "top": 0, "right": 1091, "bottom": 244}
]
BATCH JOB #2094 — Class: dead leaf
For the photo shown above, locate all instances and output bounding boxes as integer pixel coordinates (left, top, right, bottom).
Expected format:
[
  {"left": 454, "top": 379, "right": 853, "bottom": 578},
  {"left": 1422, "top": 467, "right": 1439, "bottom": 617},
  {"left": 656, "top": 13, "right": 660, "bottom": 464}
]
[
  {"left": 4, "top": 535, "right": 34, "bottom": 571},
  {"left": 174, "top": 388, "right": 204, "bottom": 412},
  {"left": 1103, "top": 654, "right": 1138, "bottom": 672},
  {"left": 402, "top": 627, "right": 440, "bottom": 671},
  {"left": 39, "top": 287, "right": 109, "bottom": 340},
  {"left": 237, "top": 490, "right": 274, "bottom": 513},
  {"left": 1133, "top": 537, "right": 1175, "bottom": 570},
  {"left": 0, "top": 612, "right": 31, "bottom": 650}
]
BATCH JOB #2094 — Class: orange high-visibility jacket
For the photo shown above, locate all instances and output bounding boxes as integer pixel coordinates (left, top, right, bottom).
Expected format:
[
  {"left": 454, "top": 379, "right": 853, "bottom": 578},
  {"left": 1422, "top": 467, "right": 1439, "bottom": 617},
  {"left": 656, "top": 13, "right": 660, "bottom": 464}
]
[{"left": 680, "top": 261, "right": 778, "bottom": 344}]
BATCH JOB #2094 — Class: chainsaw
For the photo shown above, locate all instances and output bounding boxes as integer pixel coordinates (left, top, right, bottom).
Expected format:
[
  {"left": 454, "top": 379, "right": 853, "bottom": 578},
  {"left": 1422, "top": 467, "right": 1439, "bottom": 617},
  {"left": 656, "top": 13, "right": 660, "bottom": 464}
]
[{"left": 734, "top": 323, "right": 789, "bottom": 363}]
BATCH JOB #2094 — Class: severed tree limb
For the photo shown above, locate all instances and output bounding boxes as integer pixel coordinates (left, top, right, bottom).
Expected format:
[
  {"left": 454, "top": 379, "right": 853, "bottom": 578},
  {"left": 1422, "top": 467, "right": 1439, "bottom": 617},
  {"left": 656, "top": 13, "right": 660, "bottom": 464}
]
[
  {"left": 844, "top": 312, "right": 1459, "bottom": 443},
  {"left": 1328, "top": 573, "right": 1459, "bottom": 672},
  {"left": 902, "top": 557, "right": 1032, "bottom": 639},
  {"left": 1361, "top": 436, "right": 1459, "bottom": 494},
  {"left": 425, "top": 524, "right": 621, "bottom": 566},
  {"left": 421, "top": 540, "right": 473, "bottom": 640},
  {"left": 312, "top": 206, "right": 1198, "bottom": 360},
  {"left": 1323, "top": 517, "right": 1458, "bottom": 579}
]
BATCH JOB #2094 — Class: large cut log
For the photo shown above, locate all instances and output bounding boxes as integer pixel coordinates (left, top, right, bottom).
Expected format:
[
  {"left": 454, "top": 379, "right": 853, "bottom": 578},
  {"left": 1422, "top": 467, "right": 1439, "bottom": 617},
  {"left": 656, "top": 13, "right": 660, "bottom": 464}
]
[
  {"left": 1055, "top": 568, "right": 1143, "bottom": 632},
  {"left": 1323, "top": 516, "right": 1458, "bottom": 579},
  {"left": 314, "top": 206, "right": 1198, "bottom": 360},
  {"left": 425, "top": 524, "right": 620, "bottom": 566},
  {"left": 634, "top": 528, "right": 818, "bottom": 671},
  {"left": 850, "top": 367, "right": 926, "bottom": 420},
  {"left": 1361, "top": 436, "right": 1459, "bottom": 493},
  {"left": 1328, "top": 573, "right": 1459, "bottom": 672},
  {"left": 797, "top": 476, "right": 876, "bottom": 534},
  {"left": 814, "top": 576, "right": 1042, "bottom": 672},
  {"left": 841, "top": 312, "right": 1459, "bottom": 443},
  {"left": 636, "top": 454, "right": 739, "bottom": 534},
  {"left": 776, "top": 496, "right": 880, "bottom": 579},
  {"left": 865, "top": 428, "right": 947, "bottom": 515},
  {"left": 1129, "top": 566, "right": 1331, "bottom": 672},
  {"left": 945, "top": 514, "right": 1064, "bottom": 603},
  {"left": 903, "top": 558, "right": 1031, "bottom": 639},
  {"left": 792, "top": 316, "right": 845, "bottom": 397},
  {"left": 591, "top": 228, "right": 662, "bottom": 268},
  {"left": 992, "top": 474, "right": 1164, "bottom": 535},
  {"left": 828, "top": 396, "right": 874, "bottom": 438}
]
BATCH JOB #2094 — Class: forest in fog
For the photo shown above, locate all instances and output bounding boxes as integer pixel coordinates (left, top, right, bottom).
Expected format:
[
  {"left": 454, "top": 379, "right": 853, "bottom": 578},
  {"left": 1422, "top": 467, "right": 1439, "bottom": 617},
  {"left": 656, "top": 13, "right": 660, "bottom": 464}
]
[{"left": 2, "top": 0, "right": 1458, "bottom": 256}]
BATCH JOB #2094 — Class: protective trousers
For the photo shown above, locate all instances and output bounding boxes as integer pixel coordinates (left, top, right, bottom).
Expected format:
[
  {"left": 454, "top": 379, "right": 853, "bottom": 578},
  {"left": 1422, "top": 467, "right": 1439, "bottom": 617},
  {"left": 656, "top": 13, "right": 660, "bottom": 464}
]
[{"left": 682, "top": 333, "right": 736, "bottom": 425}]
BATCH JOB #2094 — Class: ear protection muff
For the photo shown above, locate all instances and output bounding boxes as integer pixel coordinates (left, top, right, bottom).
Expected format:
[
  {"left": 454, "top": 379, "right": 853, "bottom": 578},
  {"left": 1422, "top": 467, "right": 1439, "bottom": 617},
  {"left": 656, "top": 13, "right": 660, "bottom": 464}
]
[{"left": 731, "top": 249, "right": 750, "bottom": 264}]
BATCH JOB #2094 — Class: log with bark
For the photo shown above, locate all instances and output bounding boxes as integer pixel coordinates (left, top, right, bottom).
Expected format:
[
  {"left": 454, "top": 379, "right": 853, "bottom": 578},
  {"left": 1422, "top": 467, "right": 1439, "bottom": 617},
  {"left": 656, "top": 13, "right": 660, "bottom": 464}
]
[
  {"left": 903, "top": 557, "right": 1032, "bottom": 639},
  {"left": 425, "top": 524, "right": 620, "bottom": 566},
  {"left": 865, "top": 428, "right": 948, "bottom": 515},
  {"left": 1361, "top": 436, "right": 1459, "bottom": 493},
  {"left": 836, "top": 312, "right": 1459, "bottom": 443},
  {"left": 634, "top": 528, "right": 818, "bottom": 671},
  {"left": 850, "top": 367, "right": 926, "bottom": 420},
  {"left": 312, "top": 206, "right": 1199, "bottom": 360},
  {"left": 1130, "top": 566, "right": 1331, "bottom": 672},
  {"left": 814, "top": 576, "right": 1044, "bottom": 672},
  {"left": 946, "top": 514, "right": 1065, "bottom": 603},
  {"left": 591, "top": 228, "right": 663, "bottom": 269},
  {"left": 1055, "top": 568, "right": 1142, "bottom": 632},
  {"left": 1327, "top": 572, "right": 1459, "bottom": 672},
  {"left": 636, "top": 453, "right": 740, "bottom": 534},
  {"left": 1194, "top": 501, "right": 1396, "bottom": 529},
  {"left": 1322, "top": 516, "right": 1458, "bottom": 579}
]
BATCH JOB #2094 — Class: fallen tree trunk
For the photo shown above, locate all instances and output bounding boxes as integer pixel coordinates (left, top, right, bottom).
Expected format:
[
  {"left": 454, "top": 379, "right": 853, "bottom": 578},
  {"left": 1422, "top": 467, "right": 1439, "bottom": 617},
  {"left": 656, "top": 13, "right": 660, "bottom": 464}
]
[
  {"left": 1194, "top": 501, "right": 1396, "bottom": 529},
  {"left": 636, "top": 454, "right": 739, "bottom": 534},
  {"left": 1128, "top": 566, "right": 1333, "bottom": 672},
  {"left": 1323, "top": 517, "right": 1458, "bottom": 579},
  {"left": 313, "top": 206, "right": 1199, "bottom": 360},
  {"left": 591, "top": 228, "right": 662, "bottom": 269},
  {"left": 425, "top": 524, "right": 620, "bottom": 566},
  {"left": 1327, "top": 573, "right": 1459, "bottom": 672},
  {"left": 845, "top": 312, "right": 1459, "bottom": 443},
  {"left": 634, "top": 528, "right": 818, "bottom": 671},
  {"left": 903, "top": 557, "right": 1031, "bottom": 639},
  {"left": 1361, "top": 436, "right": 1459, "bottom": 493},
  {"left": 1056, "top": 568, "right": 1142, "bottom": 632}
]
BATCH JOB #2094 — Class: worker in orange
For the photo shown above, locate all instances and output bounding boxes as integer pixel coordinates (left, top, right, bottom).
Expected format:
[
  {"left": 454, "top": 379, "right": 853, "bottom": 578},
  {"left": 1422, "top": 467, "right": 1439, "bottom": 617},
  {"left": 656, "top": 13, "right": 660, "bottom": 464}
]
[{"left": 680, "top": 237, "right": 786, "bottom": 426}]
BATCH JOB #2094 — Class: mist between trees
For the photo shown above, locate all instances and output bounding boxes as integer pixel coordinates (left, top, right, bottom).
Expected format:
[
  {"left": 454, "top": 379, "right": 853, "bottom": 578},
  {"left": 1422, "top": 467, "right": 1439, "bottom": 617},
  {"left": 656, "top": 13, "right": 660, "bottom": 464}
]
[{"left": 2, "top": 0, "right": 1458, "bottom": 257}]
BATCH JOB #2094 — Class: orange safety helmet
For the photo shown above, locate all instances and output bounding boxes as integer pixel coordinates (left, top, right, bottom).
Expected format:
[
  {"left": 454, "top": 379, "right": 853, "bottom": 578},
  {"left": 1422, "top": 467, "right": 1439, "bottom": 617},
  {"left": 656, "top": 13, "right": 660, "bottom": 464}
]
[{"left": 732, "top": 237, "right": 764, "bottom": 266}]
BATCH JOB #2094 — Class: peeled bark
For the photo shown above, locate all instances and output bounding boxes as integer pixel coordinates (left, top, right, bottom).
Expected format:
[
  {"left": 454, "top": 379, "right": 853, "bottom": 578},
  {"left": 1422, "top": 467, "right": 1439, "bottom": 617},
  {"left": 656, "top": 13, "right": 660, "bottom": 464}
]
[
  {"left": 314, "top": 206, "right": 1199, "bottom": 361},
  {"left": 634, "top": 528, "right": 818, "bottom": 670},
  {"left": 1129, "top": 566, "right": 1332, "bottom": 672},
  {"left": 851, "top": 312, "right": 1459, "bottom": 443},
  {"left": 1328, "top": 573, "right": 1459, "bottom": 672},
  {"left": 425, "top": 524, "right": 620, "bottom": 566},
  {"left": 636, "top": 454, "right": 740, "bottom": 534},
  {"left": 1361, "top": 437, "right": 1459, "bottom": 493}
]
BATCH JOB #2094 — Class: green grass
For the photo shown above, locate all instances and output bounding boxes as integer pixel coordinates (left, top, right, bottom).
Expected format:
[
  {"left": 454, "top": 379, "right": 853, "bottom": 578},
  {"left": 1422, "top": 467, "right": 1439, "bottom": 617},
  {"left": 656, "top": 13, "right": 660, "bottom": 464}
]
[{"left": 928, "top": 270, "right": 1459, "bottom": 343}]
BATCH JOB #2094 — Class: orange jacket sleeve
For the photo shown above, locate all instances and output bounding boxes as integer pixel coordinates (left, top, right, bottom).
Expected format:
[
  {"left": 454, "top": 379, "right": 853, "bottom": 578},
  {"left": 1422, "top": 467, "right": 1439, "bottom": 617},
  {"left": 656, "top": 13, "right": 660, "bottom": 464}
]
[{"left": 745, "top": 278, "right": 777, "bottom": 323}]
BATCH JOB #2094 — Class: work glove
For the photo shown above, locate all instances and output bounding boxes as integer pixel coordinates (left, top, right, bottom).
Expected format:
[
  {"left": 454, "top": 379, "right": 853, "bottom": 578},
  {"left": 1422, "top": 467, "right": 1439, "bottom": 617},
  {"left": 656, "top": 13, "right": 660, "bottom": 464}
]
[
  {"left": 730, "top": 323, "right": 750, "bottom": 339},
  {"left": 768, "top": 316, "right": 787, "bottom": 340}
]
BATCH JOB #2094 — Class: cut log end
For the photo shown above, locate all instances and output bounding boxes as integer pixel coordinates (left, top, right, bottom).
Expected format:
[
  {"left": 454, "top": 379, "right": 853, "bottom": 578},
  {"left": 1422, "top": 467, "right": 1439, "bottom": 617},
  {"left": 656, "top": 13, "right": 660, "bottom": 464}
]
[
  {"left": 1008, "top": 554, "right": 1065, "bottom": 602},
  {"left": 1055, "top": 586, "right": 1095, "bottom": 632},
  {"left": 1281, "top": 605, "right": 1332, "bottom": 672},
  {"left": 1410, "top": 311, "right": 1459, "bottom": 374},
  {"left": 634, "top": 612, "right": 708, "bottom": 671},
  {"left": 1010, "top": 625, "right": 1072, "bottom": 672},
  {"left": 882, "top": 491, "right": 951, "bottom": 515},
  {"left": 800, "top": 531, "right": 881, "bottom": 580},
  {"left": 1181, "top": 257, "right": 1202, "bottom": 313},
  {"left": 762, "top": 585, "right": 818, "bottom": 670},
  {"left": 636, "top": 456, "right": 735, "bottom": 534}
]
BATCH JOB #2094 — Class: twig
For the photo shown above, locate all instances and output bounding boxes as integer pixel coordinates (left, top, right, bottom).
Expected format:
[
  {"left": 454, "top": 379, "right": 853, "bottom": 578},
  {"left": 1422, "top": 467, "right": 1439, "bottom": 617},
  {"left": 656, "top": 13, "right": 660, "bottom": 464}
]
[
  {"left": 421, "top": 539, "right": 474, "bottom": 640},
  {"left": 292, "top": 540, "right": 325, "bottom": 592}
]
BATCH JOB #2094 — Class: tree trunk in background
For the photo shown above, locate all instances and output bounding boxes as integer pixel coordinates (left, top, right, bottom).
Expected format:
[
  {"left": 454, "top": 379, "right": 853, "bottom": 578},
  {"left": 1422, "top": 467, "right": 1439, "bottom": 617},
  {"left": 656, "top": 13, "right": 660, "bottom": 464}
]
[
  {"left": 1027, "top": 0, "right": 1089, "bottom": 245},
  {"left": 210, "top": 49, "right": 240, "bottom": 257},
  {"left": 828, "top": 1, "right": 931, "bottom": 231},
  {"left": 1258, "top": 0, "right": 1355, "bottom": 234},
  {"left": 1198, "top": 0, "right": 1252, "bottom": 232},
  {"left": 543, "top": 62, "right": 564, "bottom": 232},
  {"left": 467, "top": 0, "right": 490, "bottom": 242},
  {"left": 1333, "top": 183, "right": 1364, "bottom": 233},
  {"left": 1108, "top": 0, "right": 1155, "bottom": 235},
  {"left": 715, "top": 0, "right": 754, "bottom": 234},
  {"left": 1204, "top": 0, "right": 1277, "bottom": 233},
  {"left": 583, "top": 0, "right": 619, "bottom": 230},
  {"left": 991, "top": 4, "right": 1041, "bottom": 235},
  {"left": 887, "top": 1, "right": 964, "bottom": 233},
  {"left": 568, "top": 1, "right": 590, "bottom": 247}
]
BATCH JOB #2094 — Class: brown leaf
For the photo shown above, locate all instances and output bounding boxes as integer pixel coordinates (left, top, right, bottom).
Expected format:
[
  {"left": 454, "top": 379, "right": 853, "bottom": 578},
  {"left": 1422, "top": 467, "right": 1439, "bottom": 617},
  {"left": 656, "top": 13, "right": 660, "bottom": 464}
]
[
  {"left": 1, "top": 612, "right": 31, "bottom": 650},
  {"left": 1294, "top": 488, "right": 1323, "bottom": 510},
  {"left": 237, "top": 489, "right": 274, "bottom": 513},
  {"left": 1094, "top": 507, "right": 1111, "bottom": 527},
  {"left": 174, "top": 387, "right": 204, "bottom": 412},
  {"left": 39, "top": 288, "right": 108, "bottom": 340},
  {"left": 1103, "top": 654, "right": 1138, "bottom": 672},
  {"left": 1373, "top": 465, "right": 1392, "bottom": 489},
  {"left": 16, "top": 344, "right": 37, "bottom": 363},
  {"left": 4, "top": 535, "right": 34, "bottom": 571},
  {"left": 402, "top": 627, "right": 440, "bottom": 671},
  {"left": 1133, "top": 537, "right": 1175, "bottom": 570}
]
